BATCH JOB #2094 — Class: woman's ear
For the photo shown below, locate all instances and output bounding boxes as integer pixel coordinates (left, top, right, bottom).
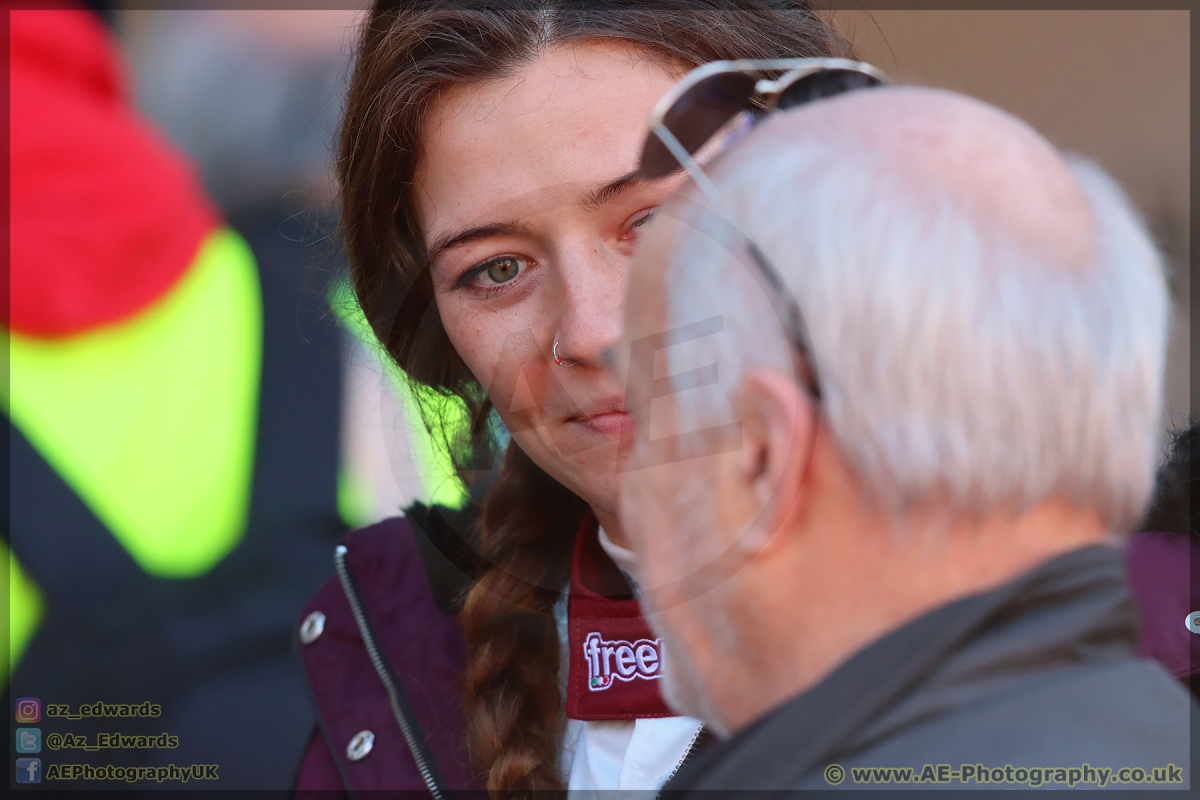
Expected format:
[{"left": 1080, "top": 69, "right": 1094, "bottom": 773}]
[{"left": 731, "top": 367, "right": 818, "bottom": 553}]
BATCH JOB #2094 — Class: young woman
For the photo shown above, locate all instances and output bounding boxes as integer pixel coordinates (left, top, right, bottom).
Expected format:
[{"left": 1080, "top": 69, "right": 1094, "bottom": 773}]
[{"left": 295, "top": 3, "right": 852, "bottom": 796}]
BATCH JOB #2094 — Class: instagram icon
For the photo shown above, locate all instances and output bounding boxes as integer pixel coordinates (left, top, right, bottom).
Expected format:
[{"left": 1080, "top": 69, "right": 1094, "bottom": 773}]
[{"left": 15, "top": 698, "right": 41, "bottom": 723}]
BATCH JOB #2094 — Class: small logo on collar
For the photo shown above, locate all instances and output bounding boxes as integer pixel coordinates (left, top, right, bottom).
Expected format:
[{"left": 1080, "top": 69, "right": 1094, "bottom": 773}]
[{"left": 583, "top": 631, "right": 662, "bottom": 691}]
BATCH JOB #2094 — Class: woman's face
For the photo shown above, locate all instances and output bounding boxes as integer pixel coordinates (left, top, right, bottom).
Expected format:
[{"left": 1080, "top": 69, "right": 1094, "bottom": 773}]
[{"left": 415, "top": 41, "right": 684, "bottom": 524}]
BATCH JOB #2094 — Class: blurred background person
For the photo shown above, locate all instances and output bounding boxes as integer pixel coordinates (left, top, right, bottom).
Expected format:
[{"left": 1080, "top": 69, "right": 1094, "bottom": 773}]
[
  {"left": 7, "top": 3, "right": 352, "bottom": 789},
  {"left": 8, "top": 2, "right": 491, "bottom": 790}
]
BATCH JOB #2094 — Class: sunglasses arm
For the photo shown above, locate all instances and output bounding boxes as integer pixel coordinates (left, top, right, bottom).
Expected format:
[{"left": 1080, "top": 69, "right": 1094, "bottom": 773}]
[
  {"left": 650, "top": 121, "right": 758, "bottom": 240},
  {"left": 648, "top": 120, "right": 823, "bottom": 404}
]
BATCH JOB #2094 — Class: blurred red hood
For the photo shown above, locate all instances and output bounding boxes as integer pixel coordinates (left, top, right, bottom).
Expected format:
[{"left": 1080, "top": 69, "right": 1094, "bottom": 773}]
[{"left": 9, "top": 7, "right": 218, "bottom": 337}]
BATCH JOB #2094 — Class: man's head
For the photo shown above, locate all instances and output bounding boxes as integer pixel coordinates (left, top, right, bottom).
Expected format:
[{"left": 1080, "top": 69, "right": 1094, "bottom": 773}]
[{"left": 615, "top": 86, "right": 1169, "bottom": 734}]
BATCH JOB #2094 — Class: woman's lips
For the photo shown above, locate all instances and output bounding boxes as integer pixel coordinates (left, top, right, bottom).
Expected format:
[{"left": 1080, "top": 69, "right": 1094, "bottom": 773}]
[
  {"left": 569, "top": 407, "right": 636, "bottom": 438},
  {"left": 572, "top": 411, "right": 636, "bottom": 438}
]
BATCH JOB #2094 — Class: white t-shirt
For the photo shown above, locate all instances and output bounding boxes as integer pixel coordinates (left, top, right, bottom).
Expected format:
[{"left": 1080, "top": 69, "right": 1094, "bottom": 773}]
[{"left": 555, "top": 526, "right": 705, "bottom": 795}]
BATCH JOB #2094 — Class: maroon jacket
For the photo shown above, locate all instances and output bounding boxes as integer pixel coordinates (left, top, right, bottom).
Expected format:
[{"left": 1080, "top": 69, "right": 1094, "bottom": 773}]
[
  {"left": 294, "top": 506, "right": 485, "bottom": 798},
  {"left": 1125, "top": 530, "right": 1200, "bottom": 697},
  {"left": 293, "top": 506, "right": 1198, "bottom": 797}
]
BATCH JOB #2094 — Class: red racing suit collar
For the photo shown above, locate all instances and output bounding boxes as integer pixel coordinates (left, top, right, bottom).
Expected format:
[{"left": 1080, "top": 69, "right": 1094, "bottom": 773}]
[{"left": 566, "top": 513, "right": 676, "bottom": 721}]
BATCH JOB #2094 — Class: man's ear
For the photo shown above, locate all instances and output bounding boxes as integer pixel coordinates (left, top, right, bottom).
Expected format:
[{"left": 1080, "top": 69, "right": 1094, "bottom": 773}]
[{"left": 731, "top": 367, "right": 818, "bottom": 553}]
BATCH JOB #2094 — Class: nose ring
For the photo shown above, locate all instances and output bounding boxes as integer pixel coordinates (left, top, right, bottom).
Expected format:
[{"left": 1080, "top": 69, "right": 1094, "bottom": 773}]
[{"left": 553, "top": 340, "right": 578, "bottom": 367}]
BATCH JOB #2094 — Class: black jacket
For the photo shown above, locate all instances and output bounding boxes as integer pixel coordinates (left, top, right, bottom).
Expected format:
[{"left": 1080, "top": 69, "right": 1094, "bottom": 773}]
[{"left": 665, "top": 545, "right": 1193, "bottom": 792}]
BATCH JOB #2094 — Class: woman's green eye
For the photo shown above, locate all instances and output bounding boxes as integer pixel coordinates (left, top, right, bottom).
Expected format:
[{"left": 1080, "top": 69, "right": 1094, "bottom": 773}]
[{"left": 486, "top": 257, "right": 520, "bottom": 284}]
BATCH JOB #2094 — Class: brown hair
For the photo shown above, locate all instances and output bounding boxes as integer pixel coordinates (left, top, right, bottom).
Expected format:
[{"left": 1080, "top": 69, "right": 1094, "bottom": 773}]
[{"left": 338, "top": 2, "right": 851, "bottom": 794}]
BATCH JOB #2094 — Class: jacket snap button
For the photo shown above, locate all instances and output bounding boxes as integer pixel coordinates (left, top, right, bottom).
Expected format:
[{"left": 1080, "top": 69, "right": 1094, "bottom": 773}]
[
  {"left": 299, "top": 611, "right": 326, "bottom": 645},
  {"left": 346, "top": 730, "right": 374, "bottom": 761}
]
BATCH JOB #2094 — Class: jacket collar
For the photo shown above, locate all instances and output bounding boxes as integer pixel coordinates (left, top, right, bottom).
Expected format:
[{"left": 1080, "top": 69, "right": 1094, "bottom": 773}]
[
  {"left": 405, "top": 501, "right": 484, "bottom": 615},
  {"left": 666, "top": 545, "right": 1137, "bottom": 791},
  {"left": 566, "top": 512, "right": 677, "bottom": 720}
]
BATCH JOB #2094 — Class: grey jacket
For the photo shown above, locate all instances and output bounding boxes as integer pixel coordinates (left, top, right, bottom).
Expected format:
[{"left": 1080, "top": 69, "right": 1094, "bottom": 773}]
[{"left": 665, "top": 545, "right": 1192, "bottom": 792}]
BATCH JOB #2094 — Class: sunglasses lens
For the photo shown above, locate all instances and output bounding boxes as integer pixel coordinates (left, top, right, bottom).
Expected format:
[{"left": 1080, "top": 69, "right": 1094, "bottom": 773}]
[
  {"left": 641, "top": 71, "right": 757, "bottom": 179},
  {"left": 776, "top": 68, "right": 882, "bottom": 110}
]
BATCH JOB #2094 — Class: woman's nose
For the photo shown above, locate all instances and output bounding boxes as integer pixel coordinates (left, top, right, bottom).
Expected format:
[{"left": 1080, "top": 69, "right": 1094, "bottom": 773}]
[{"left": 551, "top": 242, "right": 627, "bottom": 370}]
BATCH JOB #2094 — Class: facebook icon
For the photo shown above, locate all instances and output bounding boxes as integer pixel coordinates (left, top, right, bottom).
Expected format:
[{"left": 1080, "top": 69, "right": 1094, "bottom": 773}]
[{"left": 16, "top": 757, "right": 41, "bottom": 783}]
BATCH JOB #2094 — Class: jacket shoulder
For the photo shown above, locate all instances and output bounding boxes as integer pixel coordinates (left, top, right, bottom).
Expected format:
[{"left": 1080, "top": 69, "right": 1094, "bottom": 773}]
[
  {"left": 294, "top": 513, "right": 480, "bottom": 792},
  {"left": 296, "top": 515, "right": 437, "bottom": 660},
  {"left": 300, "top": 504, "right": 478, "bottom": 639},
  {"left": 818, "top": 659, "right": 1193, "bottom": 787}
]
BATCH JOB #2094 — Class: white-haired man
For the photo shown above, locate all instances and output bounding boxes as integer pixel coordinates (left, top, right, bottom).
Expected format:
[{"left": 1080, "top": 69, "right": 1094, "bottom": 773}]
[{"left": 613, "top": 85, "right": 1192, "bottom": 791}]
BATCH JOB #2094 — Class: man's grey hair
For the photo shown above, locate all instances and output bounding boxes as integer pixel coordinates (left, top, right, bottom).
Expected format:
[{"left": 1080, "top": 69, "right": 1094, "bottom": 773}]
[{"left": 662, "top": 128, "right": 1169, "bottom": 532}]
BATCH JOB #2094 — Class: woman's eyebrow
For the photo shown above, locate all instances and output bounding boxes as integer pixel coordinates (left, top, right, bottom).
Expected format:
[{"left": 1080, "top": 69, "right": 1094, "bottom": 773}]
[
  {"left": 582, "top": 168, "right": 645, "bottom": 211},
  {"left": 427, "top": 170, "right": 645, "bottom": 264},
  {"left": 427, "top": 221, "right": 523, "bottom": 265}
]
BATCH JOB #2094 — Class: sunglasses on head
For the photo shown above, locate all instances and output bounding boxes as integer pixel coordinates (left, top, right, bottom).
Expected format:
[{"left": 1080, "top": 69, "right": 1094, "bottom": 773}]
[
  {"left": 640, "top": 58, "right": 887, "bottom": 179},
  {"left": 637, "top": 58, "right": 887, "bottom": 401}
]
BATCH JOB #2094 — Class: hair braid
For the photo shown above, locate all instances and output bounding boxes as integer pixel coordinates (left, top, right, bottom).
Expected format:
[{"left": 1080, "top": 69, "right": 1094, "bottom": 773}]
[{"left": 460, "top": 443, "right": 586, "bottom": 794}]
